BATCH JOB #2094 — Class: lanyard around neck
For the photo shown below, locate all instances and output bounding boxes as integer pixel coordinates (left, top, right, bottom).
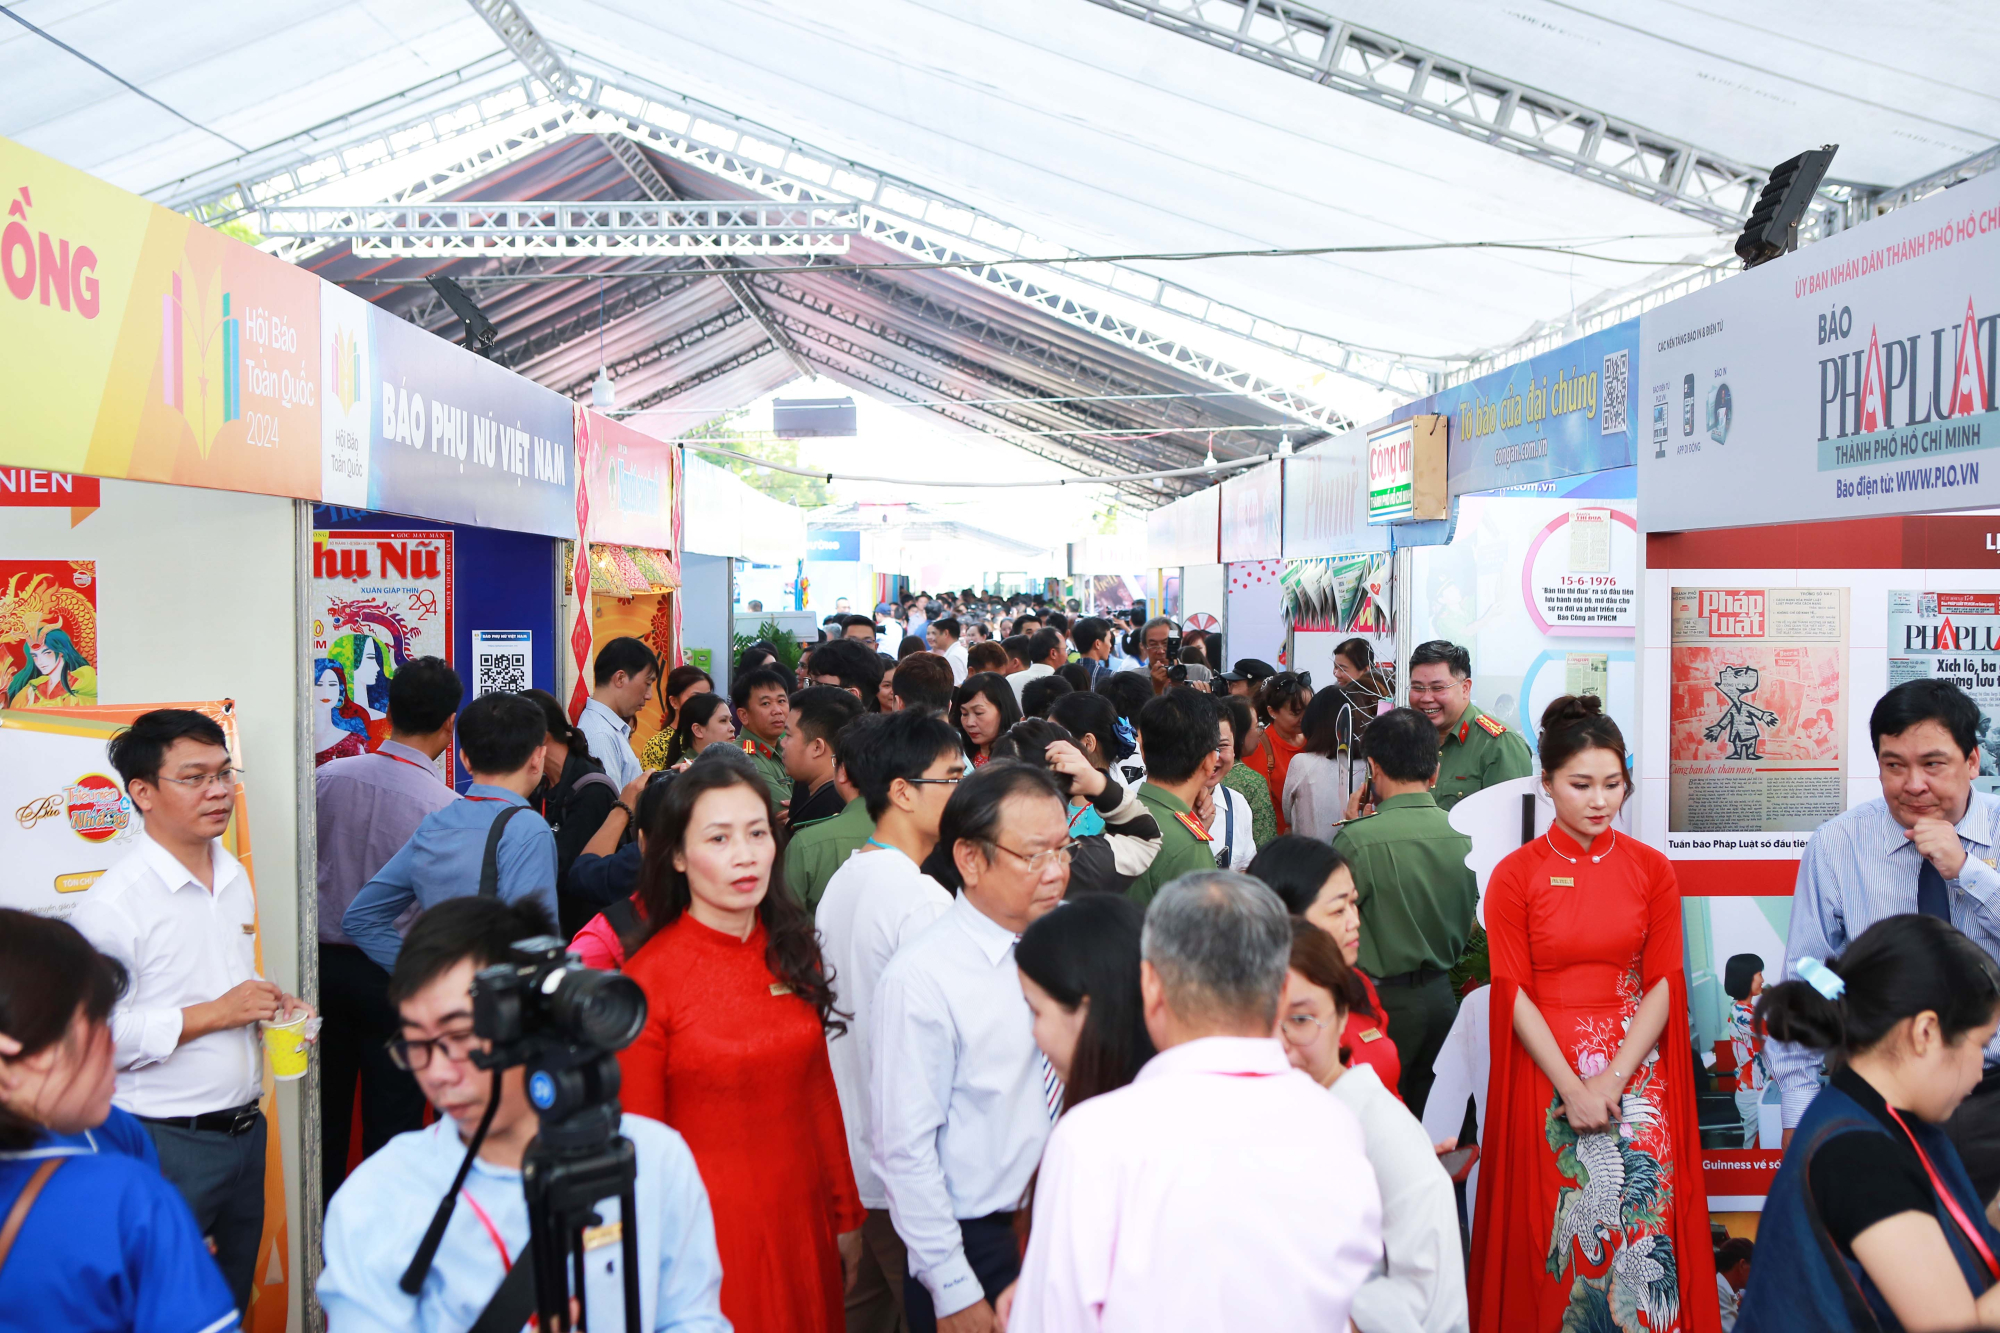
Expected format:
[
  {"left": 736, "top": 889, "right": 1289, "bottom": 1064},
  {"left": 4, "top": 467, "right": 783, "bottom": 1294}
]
[{"left": 1885, "top": 1103, "right": 2000, "bottom": 1282}]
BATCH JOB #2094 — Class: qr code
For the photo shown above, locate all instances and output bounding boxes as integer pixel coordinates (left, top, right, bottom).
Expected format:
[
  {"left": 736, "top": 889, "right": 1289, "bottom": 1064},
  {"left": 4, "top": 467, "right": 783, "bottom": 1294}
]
[
  {"left": 1601, "top": 348, "right": 1629, "bottom": 436},
  {"left": 477, "top": 653, "right": 528, "bottom": 696}
]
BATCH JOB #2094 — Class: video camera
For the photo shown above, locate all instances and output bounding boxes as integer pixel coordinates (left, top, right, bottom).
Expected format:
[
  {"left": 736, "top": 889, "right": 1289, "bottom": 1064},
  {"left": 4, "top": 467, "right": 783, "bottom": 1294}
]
[{"left": 401, "top": 939, "right": 650, "bottom": 1333}]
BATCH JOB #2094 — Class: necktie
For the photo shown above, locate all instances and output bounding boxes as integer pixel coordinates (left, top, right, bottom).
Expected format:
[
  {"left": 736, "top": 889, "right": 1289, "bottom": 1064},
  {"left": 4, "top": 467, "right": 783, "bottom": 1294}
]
[
  {"left": 1919, "top": 858, "right": 1951, "bottom": 921},
  {"left": 1016, "top": 934, "right": 1065, "bottom": 1121}
]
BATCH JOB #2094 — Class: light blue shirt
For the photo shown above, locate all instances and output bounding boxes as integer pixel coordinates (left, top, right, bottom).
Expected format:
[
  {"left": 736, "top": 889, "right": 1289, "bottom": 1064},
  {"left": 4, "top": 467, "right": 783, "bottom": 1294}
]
[
  {"left": 341, "top": 785, "right": 558, "bottom": 971},
  {"left": 1774, "top": 791, "right": 2000, "bottom": 1125},
  {"left": 579, "top": 698, "right": 644, "bottom": 791},
  {"left": 319, "top": 1114, "right": 728, "bottom": 1333}
]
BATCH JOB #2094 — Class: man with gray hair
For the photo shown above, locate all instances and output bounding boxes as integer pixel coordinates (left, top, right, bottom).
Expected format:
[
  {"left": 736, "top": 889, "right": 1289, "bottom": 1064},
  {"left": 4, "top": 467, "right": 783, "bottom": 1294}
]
[{"left": 1007, "top": 871, "right": 1382, "bottom": 1331}]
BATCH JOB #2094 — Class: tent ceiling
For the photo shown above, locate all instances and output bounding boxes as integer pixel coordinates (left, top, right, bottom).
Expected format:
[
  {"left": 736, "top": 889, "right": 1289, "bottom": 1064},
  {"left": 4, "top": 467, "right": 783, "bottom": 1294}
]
[{"left": 5, "top": 0, "right": 1995, "bottom": 498}]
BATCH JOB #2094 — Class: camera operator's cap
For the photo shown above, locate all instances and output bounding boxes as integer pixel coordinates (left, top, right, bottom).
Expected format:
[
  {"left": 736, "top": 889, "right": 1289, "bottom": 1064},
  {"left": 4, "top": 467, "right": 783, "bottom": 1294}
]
[
  {"left": 1216, "top": 669, "right": 1248, "bottom": 684},
  {"left": 1233, "top": 658, "right": 1278, "bottom": 683}
]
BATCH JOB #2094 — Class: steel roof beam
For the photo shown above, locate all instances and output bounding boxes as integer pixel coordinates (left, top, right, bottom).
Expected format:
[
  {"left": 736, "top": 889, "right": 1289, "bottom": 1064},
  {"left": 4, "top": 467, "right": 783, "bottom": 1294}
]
[
  {"left": 553, "top": 304, "right": 755, "bottom": 398},
  {"left": 617, "top": 341, "right": 788, "bottom": 415},
  {"left": 256, "top": 200, "right": 858, "bottom": 259},
  {"left": 1080, "top": 0, "right": 1855, "bottom": 231},
  {"left": 488, "top": 266, "right": 710, "bottom": 368}
]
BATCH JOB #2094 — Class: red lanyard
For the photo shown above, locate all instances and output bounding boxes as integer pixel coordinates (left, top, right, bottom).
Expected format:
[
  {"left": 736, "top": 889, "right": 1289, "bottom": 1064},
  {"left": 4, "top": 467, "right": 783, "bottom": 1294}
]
[
  {"left": 465, "top": 795, "right": 509, "bottom": 803},
  {"left": 1885, "top": 1104, "right": 2000, "bottom": 1282},
  {"left": 459, "top": 1188, "right": 511, "bottom": 1270},
  {"left": 381, "top": 750, "right": 437, "bottom": 775}
]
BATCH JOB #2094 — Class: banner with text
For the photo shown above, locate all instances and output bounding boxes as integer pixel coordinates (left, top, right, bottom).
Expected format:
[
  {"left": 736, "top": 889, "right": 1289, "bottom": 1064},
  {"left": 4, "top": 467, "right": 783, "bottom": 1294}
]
[
  {"left": 0, "top": 136, "right": 323, "bottom": 499},
  {"left": 1888, "top": 589, "right": 2000, "bottom": 793},
  {"left": 583, "top": 411, "right": 675, "bottom": 550},
  {"left": 1282, "top": 440, "right": 1389, "bottom": 558},
  {"left": 1219, "top": 461, "right": 1283, "bottom": 563},
  {"left": 1145, "top": 487, "right": 1219, "bottom": 568},
  {"left": 1639, "top": 170, "right": 2000, "bottom": 531},
  {"left": 1440, "top": 319, "right": 1638, "bottom": 497},
  {"left": 1669, "top": 587, "right": 1848, "bottom": 855}
]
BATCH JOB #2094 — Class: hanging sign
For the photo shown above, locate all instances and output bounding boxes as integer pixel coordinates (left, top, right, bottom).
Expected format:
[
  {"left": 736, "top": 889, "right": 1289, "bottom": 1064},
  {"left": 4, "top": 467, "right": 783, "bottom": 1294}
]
[
  {"left": 1367, "top": 415, "right": 1447, "bottom": 524},
  {"left": 1219, "top": 462, "right": 1283, "bottom": 563},
  {"left": 1282, "top": 442, "right": 1388, "bottom": 558},
  {"left": 1639, "top": 169, "right": 2000, "bottom": 532},
  {"left": 583, "top": 410, "right": 675, "bottom": 550},
  {"left": 1437, "top": 320, "right": 1638, "bottom": 498}
]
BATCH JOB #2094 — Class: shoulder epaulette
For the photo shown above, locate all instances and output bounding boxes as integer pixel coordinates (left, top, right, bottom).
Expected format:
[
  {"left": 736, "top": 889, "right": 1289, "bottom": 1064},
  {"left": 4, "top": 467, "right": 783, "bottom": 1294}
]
[
  {"left": 1173, "top": 810, "right": 1212, "bottom": 842},
  {"left": 1474, "top": 713, "right": 1507, "bottom": 737}
]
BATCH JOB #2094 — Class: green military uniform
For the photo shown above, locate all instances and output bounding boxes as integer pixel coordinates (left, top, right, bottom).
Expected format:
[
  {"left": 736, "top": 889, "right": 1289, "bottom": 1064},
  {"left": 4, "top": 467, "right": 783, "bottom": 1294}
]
[
  {"left": 1333, "top": 790, "right": 1477, "bottom": 1116},
  {"left": 1127, "top": 783, "right": 1220, "bottom": 907},
  {"left": 740, "top": 734, "right": 793, "bottom": 808},
  {"left": 1432, "top": 702, "right": 1532, "bottom": 812},
  {"left": 784, "top": 796, "right": 874, "bottom": 912}
]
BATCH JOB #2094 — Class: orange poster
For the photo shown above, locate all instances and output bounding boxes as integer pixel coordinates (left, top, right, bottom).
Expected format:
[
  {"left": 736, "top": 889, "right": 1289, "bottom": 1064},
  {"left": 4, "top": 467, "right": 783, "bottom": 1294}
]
[
  {"left": 1, "top": 136, "right": 321, "bottom": 499},
  {"left": 1668, "top": 587, "right": 1848, "bottom": 843}
]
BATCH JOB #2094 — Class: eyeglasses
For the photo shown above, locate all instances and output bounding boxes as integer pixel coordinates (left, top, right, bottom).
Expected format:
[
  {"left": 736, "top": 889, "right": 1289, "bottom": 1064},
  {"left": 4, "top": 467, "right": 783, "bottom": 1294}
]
[
  {"left": 1407, "top": 680, "right": 1467, "bottom": 697},
  {"left": 987, "top": 838, "right": 1080, "bottom": 872},
  {"left": 1280, "top": 1011, "right": 1332, "bottom": 1045},
  {"left": 906, "top": 775, "right": 964, "bottom": 786},
  {"left": 385, "top": 1029, "right": 483, "bottom": 1071},
  {"left": 153, "top": 767, "right": 244, "bottom": 791}
]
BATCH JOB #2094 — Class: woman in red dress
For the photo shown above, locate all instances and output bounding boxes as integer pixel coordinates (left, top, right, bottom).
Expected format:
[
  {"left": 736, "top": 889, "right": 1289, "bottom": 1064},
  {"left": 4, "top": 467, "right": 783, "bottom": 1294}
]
[
  {"left": 617, "top": 761, "right": 865, "bottom": 1333},
  {"left": 1247, "top": 834, "right": 1402, "bottom": 1098},
  {"left": 1471, "top": 695, "right": 1719, "bottom": 1333}
]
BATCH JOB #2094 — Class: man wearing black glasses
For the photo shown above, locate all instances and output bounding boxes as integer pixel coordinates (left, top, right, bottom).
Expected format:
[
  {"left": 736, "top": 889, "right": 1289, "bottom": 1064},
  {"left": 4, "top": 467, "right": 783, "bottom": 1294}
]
[
  {"left": 319, "top": 896, "right": 727, "bottom": 1330},
  {"left": 871, "top": 764, "right": 1071, "bottom": 1333},
  {"left": 74, "top": 709, "right": 312, "bottom": 1316}
]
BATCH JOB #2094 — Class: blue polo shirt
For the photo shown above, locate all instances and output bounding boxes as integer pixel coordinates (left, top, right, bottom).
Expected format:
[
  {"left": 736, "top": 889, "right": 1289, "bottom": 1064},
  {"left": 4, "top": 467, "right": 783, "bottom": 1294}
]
[
  {"left": 0, "top": 1123, "right": 237, "bottom": 1333},
  {"left": 341, "top": 784, "right": 560, "bottom": 971}
]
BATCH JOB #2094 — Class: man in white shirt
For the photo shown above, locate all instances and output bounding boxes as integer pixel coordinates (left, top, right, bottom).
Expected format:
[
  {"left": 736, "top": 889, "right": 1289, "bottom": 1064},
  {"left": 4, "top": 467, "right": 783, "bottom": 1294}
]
[
  {"left": 1008, "top": 628, "right": 1064, "bottom": 706},
  {"left": 73, "top": 709, "right": 314, "bottom": 1315},
  {"left": 320, "top": 895, "right": 727, "bottom": 1332},
  {"left": 817, "top": 710, "right": 967, "bottom": 1333},
  {"left": 577, "top": 636, "right": 659, "bottom": 791},
  {"left": 1008, "top": 871, "right": 1382, "bottom": 1333},
  {"left": 872, "top": 764, "right": 1072, "bottom": 1333},
  {"left": 928, "top": 615, "right": 970, "bottom": 684}
]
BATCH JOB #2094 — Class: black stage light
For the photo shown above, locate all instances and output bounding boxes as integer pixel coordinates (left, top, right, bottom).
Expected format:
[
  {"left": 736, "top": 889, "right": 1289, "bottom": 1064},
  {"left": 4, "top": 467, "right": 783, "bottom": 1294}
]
[
  {"left": 426, "top": 274, "right": 500, "bottom": 354},
  {"left": 1736, "top": 145, "right": 1839, "bottom": 270}
]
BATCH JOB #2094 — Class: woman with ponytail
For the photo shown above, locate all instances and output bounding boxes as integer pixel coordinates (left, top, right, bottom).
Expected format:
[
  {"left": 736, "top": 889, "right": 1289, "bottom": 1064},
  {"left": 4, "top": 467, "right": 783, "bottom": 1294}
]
[
  {"left": 1736, "top": 914, "right": 2000, "bottom": 1331},
  {"left": 1469, "top": 694, "right": 1721, "bottom": 1333}
]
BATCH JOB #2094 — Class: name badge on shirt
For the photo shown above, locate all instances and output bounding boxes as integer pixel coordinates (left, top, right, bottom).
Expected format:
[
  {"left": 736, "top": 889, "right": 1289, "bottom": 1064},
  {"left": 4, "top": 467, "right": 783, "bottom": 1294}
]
[
  {"left": 583, "top": 1221, "right": 622, "bottom": 1252},
  {"left": 770, "top": 982, "right": 793, "bottom": 997},
  {"left": 1550, "top": 876, "right": 1575, "bottom": 886},
  {"left": 242, "top": 923, "right": 257, "bottom": 934},
  {"left": 1358, "top": 1028, "right": 1383, "bottom": 1043}
]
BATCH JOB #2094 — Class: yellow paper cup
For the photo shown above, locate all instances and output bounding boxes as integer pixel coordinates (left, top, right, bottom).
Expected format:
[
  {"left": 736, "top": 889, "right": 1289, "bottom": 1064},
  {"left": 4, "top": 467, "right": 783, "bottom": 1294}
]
[{"left": 261, "top": 1013, "right": 310, "bottom": 1081}]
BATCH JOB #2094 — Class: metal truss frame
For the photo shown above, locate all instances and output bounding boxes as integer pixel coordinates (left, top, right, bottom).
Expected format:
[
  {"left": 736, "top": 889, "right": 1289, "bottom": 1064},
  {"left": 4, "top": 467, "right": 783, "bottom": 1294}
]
[
  {"left": 554, "top": 304, "right": 754, "bottom": 399},
  {"left": 1080, "top": 0, "right": 1851, "bottom": 231},
  {"left": 156, "top": 48, "right": 1406, "bottom": 412},
  {"left": 256, "top": 200, "right": 858, "bottom": 259},
  {"left": 491, "top": 265, "right": 709, "bottom": 369},
  {"left": 618, "top": 341, "right": 786, "bottom": 414}
]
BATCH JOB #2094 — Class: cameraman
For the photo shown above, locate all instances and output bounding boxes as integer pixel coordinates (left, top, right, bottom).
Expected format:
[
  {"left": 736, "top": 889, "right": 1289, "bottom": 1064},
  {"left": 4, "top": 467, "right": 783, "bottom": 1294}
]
[{"left": 319, "top": 897, "right": 727, "bottom": 1332}]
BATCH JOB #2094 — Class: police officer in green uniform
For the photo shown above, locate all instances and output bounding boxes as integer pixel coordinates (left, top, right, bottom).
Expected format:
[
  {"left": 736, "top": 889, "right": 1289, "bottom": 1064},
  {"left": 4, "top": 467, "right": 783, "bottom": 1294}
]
[
  {"left": 1127, "top": 689, "right": 1227, "bottom": 906},
  {"left": 1407, "top": 639, "right": 1533, "bottom": 812},
  {"left": 1334, "top": 706, "right": 1478, "bottom": 1116},
  {"left": 731, "top": 665, "right": 796, "bottom": 808},
  {"left": 784, "top": 721, "right": 880, "bottom": 912}
]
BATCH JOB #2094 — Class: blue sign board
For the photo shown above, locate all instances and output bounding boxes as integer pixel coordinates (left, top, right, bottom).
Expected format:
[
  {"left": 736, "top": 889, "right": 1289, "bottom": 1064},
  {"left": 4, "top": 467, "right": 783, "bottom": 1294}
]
[
  {"left": 1436, "top": 318, "right": 1639, "bottom": 498},
  {"left": 805, "top": 529, "right": 861, "bottom": 561},
  {"left": 363, "top": 311, "right": 576, "bottom": 536}
]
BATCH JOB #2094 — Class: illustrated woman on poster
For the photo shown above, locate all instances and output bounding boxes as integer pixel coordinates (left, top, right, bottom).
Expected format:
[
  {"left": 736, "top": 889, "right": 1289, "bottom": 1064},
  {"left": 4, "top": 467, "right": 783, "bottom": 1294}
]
[
  {"left": 313, "top": 659, "right": 370, "bottom": 766},
  {"left": 6, "top": 627, "right": 96, "bottom": 708}
]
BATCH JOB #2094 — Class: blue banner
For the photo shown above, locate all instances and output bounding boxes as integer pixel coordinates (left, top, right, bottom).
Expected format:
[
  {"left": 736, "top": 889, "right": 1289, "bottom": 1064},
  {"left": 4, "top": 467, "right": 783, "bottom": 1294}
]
[
  {"left": 362, "top": 311, "right": 576, "bottom": 536},
  {"left": 806, "top": 529, "right": 860, "bottom": 561},
  {"left": 1437, "top": 319, "right": 1639, "bottom": 498}
]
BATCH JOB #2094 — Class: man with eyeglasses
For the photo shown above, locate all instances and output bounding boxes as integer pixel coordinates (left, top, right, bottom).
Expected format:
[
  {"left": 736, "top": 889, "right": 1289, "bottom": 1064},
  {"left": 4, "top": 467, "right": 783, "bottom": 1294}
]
[
  {"left": 74, "top": 708, "right": 314, "bottom": 1316},
  {"left": 1406, "top": 639, "right": 1532, "bottom": 813},
  {"left": 319, "top": 895, "right": 728, "bottom": 1330},
  {"left": 872, "top": 764, "right": 1071, "bottom": 1333},
  {"left": 816, "top": 711, "right": 968, "bottom": 1333}
]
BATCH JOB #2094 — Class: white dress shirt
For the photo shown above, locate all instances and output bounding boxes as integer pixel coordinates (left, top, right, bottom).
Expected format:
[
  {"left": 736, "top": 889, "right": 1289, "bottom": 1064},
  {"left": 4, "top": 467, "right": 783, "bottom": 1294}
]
[
  {"left": 1009, "top": 662, "right": 1054, "bottom": 704},
  {"left": 1420, "top": 985, "right": 1490, "bottom": 1225},
  {"left": 817, "top": 843, "right": 952, "bottom": 1209},
  {"left": 1210, "top": 784, "right": 1256, "bottom": 870},
  {"left": 943, "top": 638, "right": 969, "bottom": 684},
  {"left": 1717, "top": 1272, "right": 1740, "bottom": 1332},
  {"left": 1283, "top": 750, "right": 1345, "bottom": 843},
  {"left": 871, "top": 893, "right": 1053, "bottom": 1317},
  {"left": 1331, "top": 1063, "right": 1469, "bottom": 1333},
  {"left": 1009, "top": 1035, "right": 1381, "bottom": 1333},
  {"left": 71, "top": 832, "right": 264, "bottom": 1116},
  {"left": 578, "top": 697, "right": 643, "bottom": 790}
]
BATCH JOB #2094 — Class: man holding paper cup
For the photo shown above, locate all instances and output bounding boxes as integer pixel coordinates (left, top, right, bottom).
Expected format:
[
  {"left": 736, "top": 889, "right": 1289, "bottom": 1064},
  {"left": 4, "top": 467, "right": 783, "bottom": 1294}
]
[{"left": 73, "top": 708, "right": 315, "bottom": 1318}]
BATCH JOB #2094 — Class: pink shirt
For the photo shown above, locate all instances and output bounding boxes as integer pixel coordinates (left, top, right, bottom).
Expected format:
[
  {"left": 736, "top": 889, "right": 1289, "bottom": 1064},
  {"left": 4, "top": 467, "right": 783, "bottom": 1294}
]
[{"left": 1009, "top": 1035, "right": 1381, "bottom": 1333}]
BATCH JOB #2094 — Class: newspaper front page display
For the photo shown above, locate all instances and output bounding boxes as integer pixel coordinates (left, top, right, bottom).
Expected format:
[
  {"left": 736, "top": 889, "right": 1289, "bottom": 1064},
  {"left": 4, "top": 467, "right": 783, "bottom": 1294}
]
[
  {"left": 1889, "top": 591, "right": 2000, "bottom": 795},
  {"left": 1669, "top": 588, "right": 1848, "bottom": 848}
]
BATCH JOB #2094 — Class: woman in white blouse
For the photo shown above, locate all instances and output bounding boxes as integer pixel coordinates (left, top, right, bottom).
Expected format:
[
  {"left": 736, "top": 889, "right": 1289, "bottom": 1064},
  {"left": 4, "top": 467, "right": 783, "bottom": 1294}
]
[
  {"left": 1281, "top": 919, "right": 1468, "bottom": 1333},
  {"left": 1282, "top": 689, "right": 1350, "bottom": 842}
]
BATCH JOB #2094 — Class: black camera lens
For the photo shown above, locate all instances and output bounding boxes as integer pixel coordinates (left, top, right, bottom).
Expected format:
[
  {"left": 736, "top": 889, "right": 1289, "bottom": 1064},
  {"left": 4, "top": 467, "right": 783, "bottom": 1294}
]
[{"left": 547, "top": 967, "right": 647, "bottom": 1052}]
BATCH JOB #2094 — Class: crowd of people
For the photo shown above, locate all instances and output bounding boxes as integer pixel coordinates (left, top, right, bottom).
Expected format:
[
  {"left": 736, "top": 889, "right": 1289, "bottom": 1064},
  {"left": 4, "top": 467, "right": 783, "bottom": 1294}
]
[{"left": 15, "top": 591, "right": 2000, "bottom": 1333}]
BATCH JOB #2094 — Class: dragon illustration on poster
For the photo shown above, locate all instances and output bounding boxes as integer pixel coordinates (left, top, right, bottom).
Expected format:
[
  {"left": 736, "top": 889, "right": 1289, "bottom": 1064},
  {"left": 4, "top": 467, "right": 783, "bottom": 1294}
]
[{"left": 0, "top": 566, "right": 99, "bottom": 709}]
